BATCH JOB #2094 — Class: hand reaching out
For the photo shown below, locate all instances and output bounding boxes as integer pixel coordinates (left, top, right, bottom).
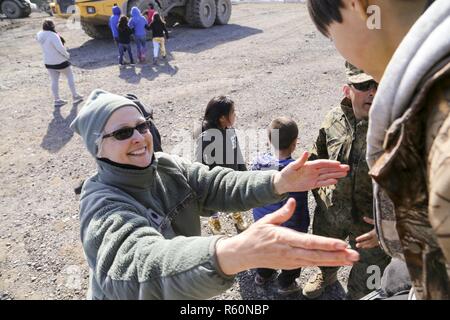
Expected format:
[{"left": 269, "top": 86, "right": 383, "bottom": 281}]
[
  {"left": 215, "top": 198, "right": 360, "bottom": 275},
  {"left": 273, "top": 151, "right": 350, "bottom": 194}
]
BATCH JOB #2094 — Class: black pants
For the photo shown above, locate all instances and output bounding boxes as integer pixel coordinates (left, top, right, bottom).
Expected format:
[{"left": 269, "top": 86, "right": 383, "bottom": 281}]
[{"left": 256, "top": 267, "right": 301, "bottom": 288}]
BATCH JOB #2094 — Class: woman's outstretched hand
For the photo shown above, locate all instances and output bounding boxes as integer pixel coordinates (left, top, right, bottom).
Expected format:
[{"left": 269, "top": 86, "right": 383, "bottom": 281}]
[
  {"left": 216, "top": 198, "right": 359, "bottom": 275},
  {"left": 273, "top": 151, "right": 350, "bottom": 194}
]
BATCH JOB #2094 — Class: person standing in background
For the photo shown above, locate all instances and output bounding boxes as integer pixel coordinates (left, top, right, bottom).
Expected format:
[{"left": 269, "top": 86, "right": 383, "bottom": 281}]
[
  {"left": 128, "top": 7, "right": 148, "bottom": 63},
  {"left": 36, "top": 19, "right": 83, "bottom": 107}
]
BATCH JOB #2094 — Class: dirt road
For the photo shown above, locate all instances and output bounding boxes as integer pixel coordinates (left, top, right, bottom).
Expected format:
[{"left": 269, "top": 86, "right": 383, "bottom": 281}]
[{"left": 0, "top": 3, "right": 349, "bottom": 300}]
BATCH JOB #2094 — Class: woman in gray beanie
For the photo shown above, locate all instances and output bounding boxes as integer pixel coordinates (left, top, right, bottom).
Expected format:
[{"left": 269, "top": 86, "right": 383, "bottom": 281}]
[{"left": 70, "top": 89, "right": 359, "bottom": 300}]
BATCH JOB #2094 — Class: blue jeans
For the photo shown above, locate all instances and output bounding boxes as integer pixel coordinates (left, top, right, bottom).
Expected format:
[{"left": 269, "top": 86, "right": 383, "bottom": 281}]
[
  {"left": 118, "top": 43, "right": 134, "bottom": 64},
  {"left": 134, "top": 36, "right": 146, "bottom": 60}
]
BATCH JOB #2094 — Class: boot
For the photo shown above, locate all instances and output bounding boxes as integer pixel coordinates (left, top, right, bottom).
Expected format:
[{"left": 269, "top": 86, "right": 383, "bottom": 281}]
[
  {"left": 208, "top": 215, "right": 225, "bottom": 235},
  {"left": 231, "top": 212, "right": 248, "bottom": 233},
  {"left": 302, "top": 270, "right": 338, "bottom": 299}
]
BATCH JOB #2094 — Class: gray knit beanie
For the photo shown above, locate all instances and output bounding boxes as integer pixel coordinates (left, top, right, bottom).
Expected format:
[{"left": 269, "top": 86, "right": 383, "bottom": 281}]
[{"left": 70, "top": 89, "right": 143, "bottom": 157}]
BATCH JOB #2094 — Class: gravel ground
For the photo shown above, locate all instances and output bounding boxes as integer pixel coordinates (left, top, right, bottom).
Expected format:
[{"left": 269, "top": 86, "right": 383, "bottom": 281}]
[{"left": 0, "top": 2, "right": 351, "bottom": 300}]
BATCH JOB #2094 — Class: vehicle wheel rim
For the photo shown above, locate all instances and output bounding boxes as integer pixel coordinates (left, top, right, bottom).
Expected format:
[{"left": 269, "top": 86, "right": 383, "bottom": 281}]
[
  {"left": 203, "top": 5, "right": 211, "bottom": 19},
  {"left": 220, "top": 3, "right": 226, "bottom": 15},
  {"left": 4, "top": 3, "right": 18, "bottom": 15}
]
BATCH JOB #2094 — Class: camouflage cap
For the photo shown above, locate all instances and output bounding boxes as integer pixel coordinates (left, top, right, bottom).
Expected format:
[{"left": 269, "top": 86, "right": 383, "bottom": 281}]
[{"left": 345, "top": 61, "right": 373, "bottom": 84}]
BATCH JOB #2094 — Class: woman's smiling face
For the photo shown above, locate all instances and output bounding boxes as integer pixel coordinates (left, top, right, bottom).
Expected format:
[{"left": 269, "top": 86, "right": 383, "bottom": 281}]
[{"left": 100, "top": 106, "right": 154, "bottom": 167}]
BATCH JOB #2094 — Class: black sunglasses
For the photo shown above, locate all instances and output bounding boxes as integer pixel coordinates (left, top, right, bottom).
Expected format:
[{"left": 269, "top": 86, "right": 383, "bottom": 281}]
[
  {"left": 102, "top": 120, "right": 151, "bottom": 141},
  {"left": 350, "top": 80, "right": 378, "bottom": 92}
]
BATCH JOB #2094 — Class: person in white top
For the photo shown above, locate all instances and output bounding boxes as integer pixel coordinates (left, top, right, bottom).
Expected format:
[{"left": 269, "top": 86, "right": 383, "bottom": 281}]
[{"left": 36, "top": 19, "right": 83, "bottom": 107}]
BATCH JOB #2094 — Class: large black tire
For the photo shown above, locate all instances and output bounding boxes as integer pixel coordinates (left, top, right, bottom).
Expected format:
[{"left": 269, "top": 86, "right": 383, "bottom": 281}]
[
  {"left": 165, "top": 13, "right": 183, "bottom": 28},
  {"left": 214, "top": 0, "right": 231, "bottom": 25},
  {"left": 185, "top": 0, "right": 217, "bottom": 28},
  {"left": 81, "top": 20, "right": 112, "bottom": 39},
  {"left": 127, "top": 0, "right": 151, "bottom": 16},
  {"left": 20, "top": 0, "right": 31, "bottom": 17},
  {"left": 127, "top": 0, "right": 155, "bottom": 40},
  {"left": 1, "top": 0, "right": 29, "bottom": 19}
]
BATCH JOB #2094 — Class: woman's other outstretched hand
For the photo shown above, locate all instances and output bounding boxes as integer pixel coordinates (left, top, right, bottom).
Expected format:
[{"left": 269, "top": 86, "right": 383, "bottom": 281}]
[
  {"left": 273, "top": 151, "right": 349, "bottom": 194},
  {"left": 216, "top": 198, "right": 359, "bottom": 275}
]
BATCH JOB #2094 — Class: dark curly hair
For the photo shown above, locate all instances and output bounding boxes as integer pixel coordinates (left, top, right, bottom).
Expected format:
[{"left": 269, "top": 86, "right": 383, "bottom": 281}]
[{"left": 42, "top": 19, "right": 55, "bottom": 32}]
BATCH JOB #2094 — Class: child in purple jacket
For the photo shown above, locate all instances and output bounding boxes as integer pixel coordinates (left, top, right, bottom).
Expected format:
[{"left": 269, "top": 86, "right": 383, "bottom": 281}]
[{"left": 128, "top": 6, "right": 148, "bottom": 63}]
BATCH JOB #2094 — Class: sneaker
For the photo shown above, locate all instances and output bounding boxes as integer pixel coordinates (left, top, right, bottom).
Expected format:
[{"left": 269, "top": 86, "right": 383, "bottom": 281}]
[
  {"left": 302, "top": 271, "right": 338, "bottom": 299},
  {"left": 130, "top": 61, "right": 136, "bottom": 66},
  {"left": 231, "top": 212, "right": 248, "bottom": 233},
  {"left": 54, "top": 99, "right": 67, "bottom": 107},
  {"left": 208, "top": 215, "right": 225, "bottom": 235},
  {"left": 254, "top": 272, "right": 277, "bottom": 286},
  {"left": 278, "top": 280, "right": 301, "bottom": 295},
  {"left": 73, "top": 94, "right": 83, "bottom": 103}
]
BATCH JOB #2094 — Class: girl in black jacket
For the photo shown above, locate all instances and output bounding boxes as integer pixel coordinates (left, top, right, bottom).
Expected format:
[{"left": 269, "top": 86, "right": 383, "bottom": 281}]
[
  {"left": 195, "top": 96, "right": 247, "bottom": 172},
  {"left": 194, "top": 96, "right": 248, "bottom": 234},
  {"left": 146, "top": 14, "right": 169, "bottom": 64},
  {"left": 117, "top": 16, "right": 135, "bottom": 66}
]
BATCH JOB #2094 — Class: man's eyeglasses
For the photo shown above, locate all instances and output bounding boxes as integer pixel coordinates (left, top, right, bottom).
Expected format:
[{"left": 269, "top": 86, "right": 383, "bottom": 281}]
[
  {"left": 350, "top": 80, "right": 378, "bottom": 92},
  {"left": 102, "top": 120, "right": 152, "bottom": 141}
]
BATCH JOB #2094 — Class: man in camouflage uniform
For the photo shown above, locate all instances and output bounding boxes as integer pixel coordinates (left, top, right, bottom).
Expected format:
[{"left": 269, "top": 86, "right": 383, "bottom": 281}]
[{"left": 303, "top": 63, "right": 391, "bottom": 300}]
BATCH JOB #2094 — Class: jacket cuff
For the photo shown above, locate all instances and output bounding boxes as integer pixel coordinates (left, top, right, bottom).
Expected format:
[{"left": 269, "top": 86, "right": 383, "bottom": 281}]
[
  {"left": 269, "top": 171, "right": 288, "bottom": 200},
  {"left": 209, "top": 235, "right": 236, "bottom": 280}
]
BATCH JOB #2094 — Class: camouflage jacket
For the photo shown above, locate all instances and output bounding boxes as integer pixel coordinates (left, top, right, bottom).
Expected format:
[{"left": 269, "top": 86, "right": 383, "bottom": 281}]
[
  {"left": 370, "top": 60, "right": 450, "bottom": 299},
  {"left": 310, "top": 98, "right": 373, "bottom": 222},
  {"left": 366, "top": 0, "right": 450, "bottom": 299}
]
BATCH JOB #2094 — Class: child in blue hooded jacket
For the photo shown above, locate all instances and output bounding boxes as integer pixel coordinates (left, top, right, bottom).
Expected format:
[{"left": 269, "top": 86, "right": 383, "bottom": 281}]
[
  {"left": 251, "top": 117, "right": 310, "bottom": 295},
  {"left": 108, "top": 5, "right": 121, "bottom": 43},
  {"left": 128, "top": 7, "right": 148, "bottom": 63}
]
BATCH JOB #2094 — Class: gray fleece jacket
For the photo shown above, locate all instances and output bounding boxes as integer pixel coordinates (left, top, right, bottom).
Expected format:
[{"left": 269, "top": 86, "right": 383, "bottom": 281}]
[{"left": 80, "top": 153, "right": 283, "bottom": 300}]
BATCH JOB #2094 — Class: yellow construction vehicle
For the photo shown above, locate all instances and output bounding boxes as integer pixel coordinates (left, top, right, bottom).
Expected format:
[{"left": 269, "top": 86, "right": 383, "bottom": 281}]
[{"left": 50, "top": 0, "right": 232, "bottom": 39}]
